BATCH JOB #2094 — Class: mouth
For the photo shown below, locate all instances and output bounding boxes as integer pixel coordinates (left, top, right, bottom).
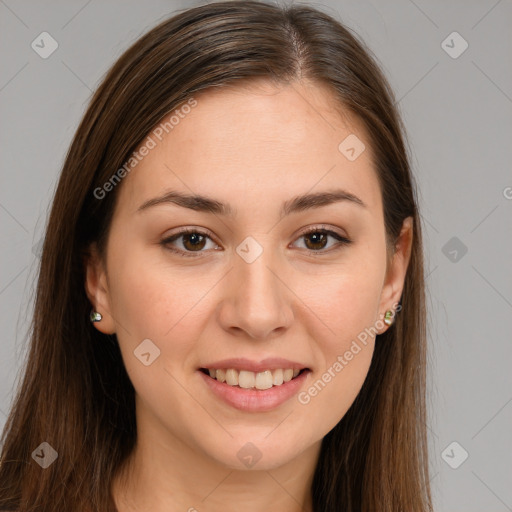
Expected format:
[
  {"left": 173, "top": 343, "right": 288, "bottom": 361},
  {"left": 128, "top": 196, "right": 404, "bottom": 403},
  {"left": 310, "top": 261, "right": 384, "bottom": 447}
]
[{"left": 199, "top": 367, "right": 310, "bottom": 390}]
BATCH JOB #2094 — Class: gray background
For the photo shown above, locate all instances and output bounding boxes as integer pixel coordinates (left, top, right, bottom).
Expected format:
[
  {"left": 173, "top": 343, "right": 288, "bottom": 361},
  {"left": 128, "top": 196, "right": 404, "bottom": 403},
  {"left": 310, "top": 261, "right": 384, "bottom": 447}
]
[{"left": 1, "top": 0, "right": 511, "bottom": 510}]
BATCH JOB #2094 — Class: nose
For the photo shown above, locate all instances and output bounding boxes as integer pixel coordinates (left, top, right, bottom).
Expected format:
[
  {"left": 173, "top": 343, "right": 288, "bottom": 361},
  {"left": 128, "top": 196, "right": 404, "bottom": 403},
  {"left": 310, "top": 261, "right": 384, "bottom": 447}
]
[{"left": 217, "top": 246, "right": 294, "bottom": 340}]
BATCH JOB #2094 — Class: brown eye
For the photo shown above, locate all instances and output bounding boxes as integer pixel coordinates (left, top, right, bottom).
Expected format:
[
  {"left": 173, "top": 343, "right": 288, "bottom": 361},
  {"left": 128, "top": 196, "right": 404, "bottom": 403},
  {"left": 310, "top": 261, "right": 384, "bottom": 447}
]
[
  {"left": 181, "top": 232, "right": 207, "bottom": 251},
  {"left": 161, "top": 228, "right": 218, "bottom": 257},
  {"left": 303, "top": 231, "right": 329, "bottom": 250},
  {"left": 293, "top": 228, "right": 352, "bottom": 253},
  {"left": 161, "top": 226, "right": 352, "bottom": 258}
]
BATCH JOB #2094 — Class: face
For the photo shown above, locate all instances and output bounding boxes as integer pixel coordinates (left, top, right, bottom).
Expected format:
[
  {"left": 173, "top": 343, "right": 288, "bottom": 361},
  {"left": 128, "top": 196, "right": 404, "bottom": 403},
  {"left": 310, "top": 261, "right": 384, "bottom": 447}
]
[{"left": 86, "top": 79, "right": 412, "bottom": 472}]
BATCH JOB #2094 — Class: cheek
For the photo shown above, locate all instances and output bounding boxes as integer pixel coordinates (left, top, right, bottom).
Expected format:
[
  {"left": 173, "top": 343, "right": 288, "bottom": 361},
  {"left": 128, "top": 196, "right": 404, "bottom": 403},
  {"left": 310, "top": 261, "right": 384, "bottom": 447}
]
[
  {"left": 292, "top": 260, "right": 383, "bottom": 428},
  {"left": 106, "top": 256, "right": 211, "bottom": 417},
  {"left": 296, "top": 257, "right": 384, "bottom": 347},
  {"left": 107, "top": 244, "right": 206, "bottom": 337},
  {"left": 296, "top": 277, "right": 379, "bottom": 434},
  {"left": 106, "top": 245, "right": 222, "bottom": 383},
  {"left": 298, "top": 341, "right": 375, "bottom": 441}
]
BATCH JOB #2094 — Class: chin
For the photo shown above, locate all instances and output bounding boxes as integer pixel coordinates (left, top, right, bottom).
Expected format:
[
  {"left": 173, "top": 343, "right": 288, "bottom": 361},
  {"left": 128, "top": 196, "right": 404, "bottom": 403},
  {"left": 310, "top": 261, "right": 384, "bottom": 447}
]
[{"left": 201, "top": 436, "right": 308, "bottom": 471}]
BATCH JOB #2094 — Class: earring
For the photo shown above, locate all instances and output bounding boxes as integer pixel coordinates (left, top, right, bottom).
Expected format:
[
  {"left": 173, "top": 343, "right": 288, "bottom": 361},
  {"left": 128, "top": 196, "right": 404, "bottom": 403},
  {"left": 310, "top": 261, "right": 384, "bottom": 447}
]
[
  {"left": 90, "top": 310, "right": 102, "bottom": 323},
  {"left": 383, "top": 309, "right": 395, "bottom": 326}
]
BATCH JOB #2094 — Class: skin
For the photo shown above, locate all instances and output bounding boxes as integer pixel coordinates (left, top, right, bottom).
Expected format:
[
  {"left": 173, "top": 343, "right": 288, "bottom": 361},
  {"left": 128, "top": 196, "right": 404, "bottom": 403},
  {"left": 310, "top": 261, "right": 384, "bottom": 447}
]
[{"left": 85, "top": 79, "right": 413, "bottom": 512}]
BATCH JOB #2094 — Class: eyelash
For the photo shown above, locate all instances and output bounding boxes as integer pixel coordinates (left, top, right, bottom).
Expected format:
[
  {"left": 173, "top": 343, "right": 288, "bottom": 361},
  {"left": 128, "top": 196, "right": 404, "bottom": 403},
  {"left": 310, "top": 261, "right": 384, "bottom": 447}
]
[{"left": 160, "top": 226, "right": 352, "bottom": 258}]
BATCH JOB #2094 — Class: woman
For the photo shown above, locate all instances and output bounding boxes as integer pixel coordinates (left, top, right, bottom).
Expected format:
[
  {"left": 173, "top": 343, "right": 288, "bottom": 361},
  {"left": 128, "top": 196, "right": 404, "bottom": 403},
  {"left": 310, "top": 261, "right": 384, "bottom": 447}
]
[{"left": 0, "top": 1, "right": 433, "bottom": 511}]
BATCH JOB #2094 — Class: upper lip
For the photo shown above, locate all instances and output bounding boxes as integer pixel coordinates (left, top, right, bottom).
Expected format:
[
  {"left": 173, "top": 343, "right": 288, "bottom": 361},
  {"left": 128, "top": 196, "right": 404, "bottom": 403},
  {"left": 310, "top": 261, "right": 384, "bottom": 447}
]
[{"left": 200, "top": 357, "right": 310, "bottom": 373}]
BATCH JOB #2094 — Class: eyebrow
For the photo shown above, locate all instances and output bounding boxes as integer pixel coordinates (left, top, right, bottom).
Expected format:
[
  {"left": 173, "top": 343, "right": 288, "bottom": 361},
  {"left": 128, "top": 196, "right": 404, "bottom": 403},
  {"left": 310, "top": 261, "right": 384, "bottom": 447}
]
[{"left": 136, "top": 188, "right": 367, "bottom": 218}]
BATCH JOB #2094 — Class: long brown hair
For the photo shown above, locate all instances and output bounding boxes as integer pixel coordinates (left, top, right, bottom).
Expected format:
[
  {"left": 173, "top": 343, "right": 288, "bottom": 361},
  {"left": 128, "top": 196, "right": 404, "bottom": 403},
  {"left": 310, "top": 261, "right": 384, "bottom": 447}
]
[{"left": 0, "top": 2, "right": 433, "bottom": 510}]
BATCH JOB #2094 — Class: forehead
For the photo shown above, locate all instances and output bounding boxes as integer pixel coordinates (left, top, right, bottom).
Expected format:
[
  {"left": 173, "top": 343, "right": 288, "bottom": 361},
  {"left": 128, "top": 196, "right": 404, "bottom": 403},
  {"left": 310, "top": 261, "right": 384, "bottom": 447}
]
[{"left": 115, "top": 80, "right": 382, "bottom": 218}]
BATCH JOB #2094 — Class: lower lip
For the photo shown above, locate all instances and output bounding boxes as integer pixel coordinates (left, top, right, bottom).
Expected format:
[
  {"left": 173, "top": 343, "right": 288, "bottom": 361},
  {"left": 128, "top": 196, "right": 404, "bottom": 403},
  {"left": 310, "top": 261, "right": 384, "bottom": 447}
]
[{"left": 198, "top": 370, "right": 311, "bottom": 412}]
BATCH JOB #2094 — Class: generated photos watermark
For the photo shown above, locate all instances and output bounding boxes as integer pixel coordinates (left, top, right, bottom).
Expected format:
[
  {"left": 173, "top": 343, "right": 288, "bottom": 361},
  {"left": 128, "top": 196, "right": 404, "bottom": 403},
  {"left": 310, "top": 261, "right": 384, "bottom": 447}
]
[
  {"left": 93, "top": 97, "right": 197, "bottom": 200},
  {"left": 298, "top": 302, "right": 401, "bottom": 405}
]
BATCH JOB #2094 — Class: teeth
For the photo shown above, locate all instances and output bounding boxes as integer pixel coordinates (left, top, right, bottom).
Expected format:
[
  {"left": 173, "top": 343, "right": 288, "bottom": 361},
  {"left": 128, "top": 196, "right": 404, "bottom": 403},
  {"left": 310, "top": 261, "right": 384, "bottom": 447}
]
[
  {"left": 239, "top": 370, "right": 255, "bottom": 389},
  {"left": 272, "top": 368, "right": 283, "bottom": 386},
  {"left": 225, "top": 369, "right": 238, "bottom": 386},
  {"left": 205, "top": 368, "right": 305, "bottom": 389},
  {"left": 255, "top": 370, "right": 273, "bottom": 390}
]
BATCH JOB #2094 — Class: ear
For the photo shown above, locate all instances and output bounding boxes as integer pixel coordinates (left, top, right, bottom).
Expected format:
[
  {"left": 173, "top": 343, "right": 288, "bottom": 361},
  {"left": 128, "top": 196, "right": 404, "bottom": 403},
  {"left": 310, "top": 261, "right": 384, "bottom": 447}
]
[
  {"left": 377, "top": 216, "right": 413, "bottom": 332},
  {"left": 84, "top": 242, "right": 116, "bottom": 335}
]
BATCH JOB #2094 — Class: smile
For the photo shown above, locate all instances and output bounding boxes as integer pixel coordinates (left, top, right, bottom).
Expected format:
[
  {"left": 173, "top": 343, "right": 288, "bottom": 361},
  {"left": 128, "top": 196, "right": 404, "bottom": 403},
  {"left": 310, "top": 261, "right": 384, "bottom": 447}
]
[
  {"left": 200, "top": 367, "right": 307, "bottom": 390},
  {"left": 198, "top": 367, "right": 312, "bottom": 412}
]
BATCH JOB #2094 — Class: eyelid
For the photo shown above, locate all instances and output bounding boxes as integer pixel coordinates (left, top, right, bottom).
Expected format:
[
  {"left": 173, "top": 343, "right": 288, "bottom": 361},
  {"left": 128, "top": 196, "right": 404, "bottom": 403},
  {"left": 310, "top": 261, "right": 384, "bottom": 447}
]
[
  {"left": 160, "top": 224, "right": 352, "bottom": 257},
  {"left": 290, "top": 225, "right": 352, "bottom": 255},
  {"left": 294, "top": 223, "right": 349, "bottom": 241},
  {"left": 160, "top": 226, "right": 220, "bottom": 258}
]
